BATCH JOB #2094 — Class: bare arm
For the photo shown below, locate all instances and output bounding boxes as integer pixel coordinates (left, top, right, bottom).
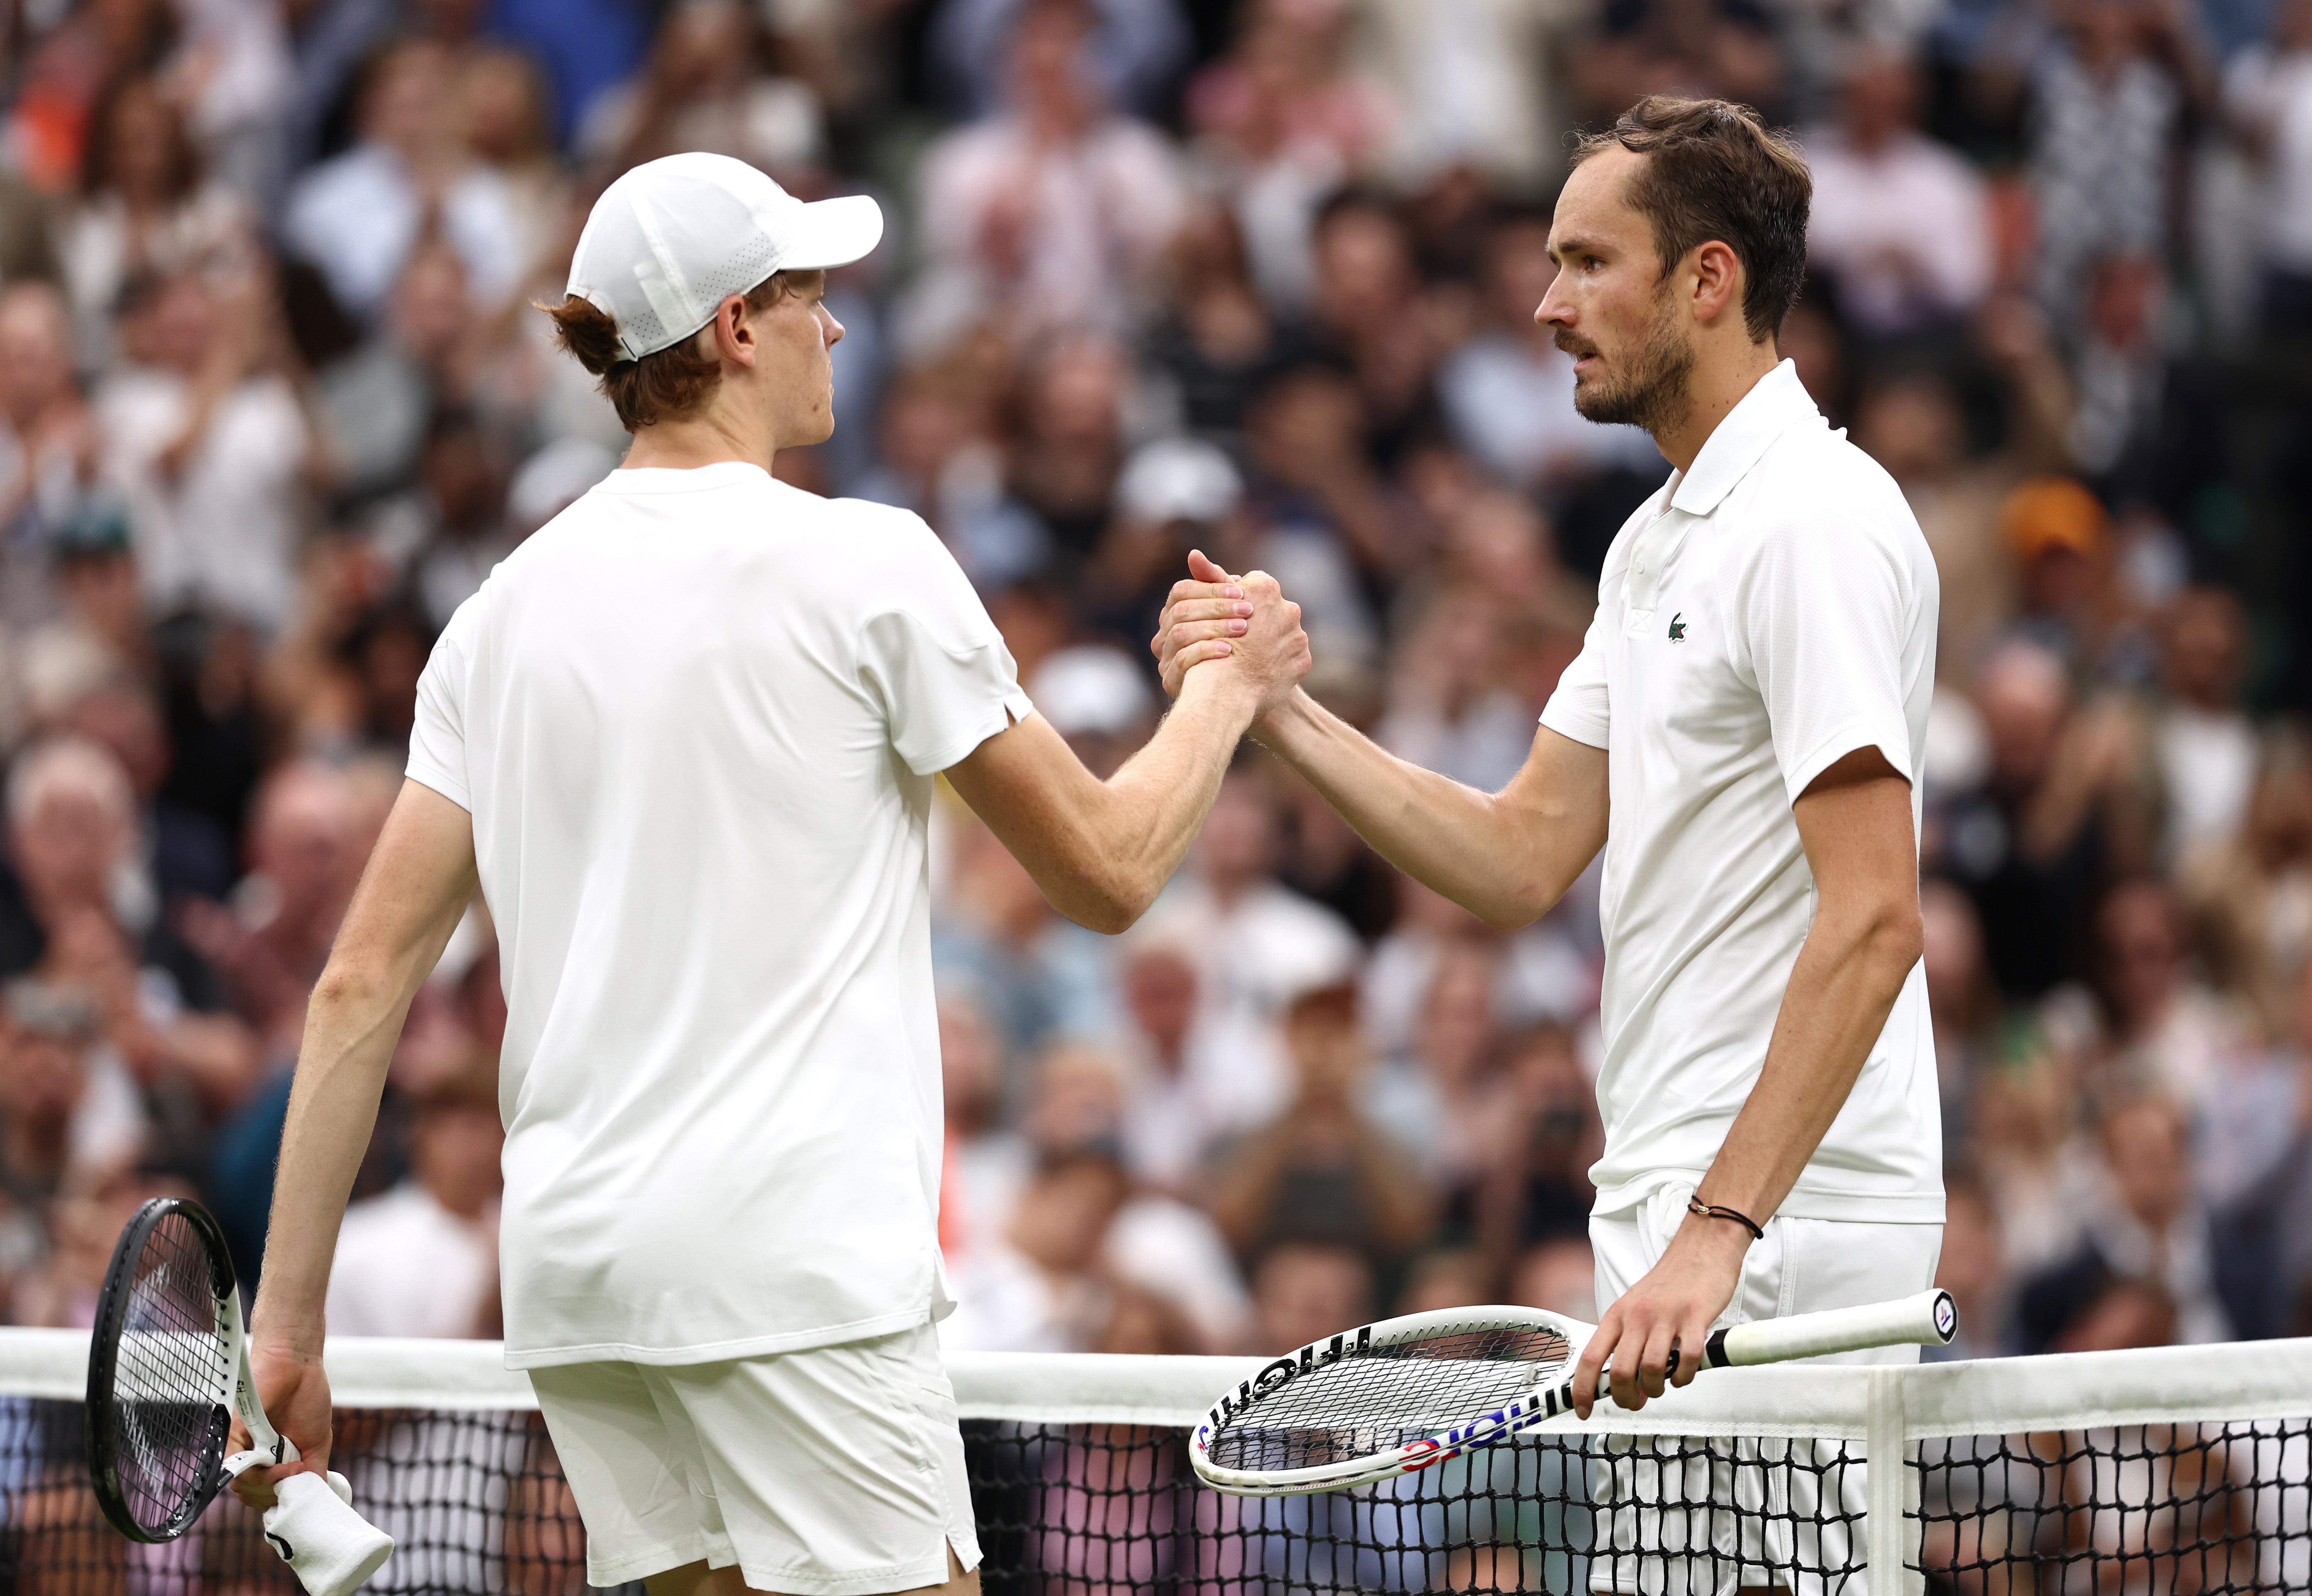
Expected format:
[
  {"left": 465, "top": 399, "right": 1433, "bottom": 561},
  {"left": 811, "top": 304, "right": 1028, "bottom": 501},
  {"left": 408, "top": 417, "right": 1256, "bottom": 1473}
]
[
  {"left": 235, "top": 780, "right": 478, "bottom": 1499},
  {"left": 1155, "top": 556, "right": 1606, "bottom": 928},
  {"left": 946, "top": 575, "right": 1308, "bottom": 934},
  {"left": 1570, "top": 747, "right": 1925, "bottom": 1415}
]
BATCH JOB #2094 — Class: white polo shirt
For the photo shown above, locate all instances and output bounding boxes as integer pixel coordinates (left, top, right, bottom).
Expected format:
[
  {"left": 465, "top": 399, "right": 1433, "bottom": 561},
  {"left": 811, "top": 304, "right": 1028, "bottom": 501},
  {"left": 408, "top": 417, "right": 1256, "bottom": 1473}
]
[
  {"left": 1540, "top": 361, "right": 1943, "bottom": 1225},
  {"left": 406, "top": 462, "right": 1032, "bottom": 1368}
]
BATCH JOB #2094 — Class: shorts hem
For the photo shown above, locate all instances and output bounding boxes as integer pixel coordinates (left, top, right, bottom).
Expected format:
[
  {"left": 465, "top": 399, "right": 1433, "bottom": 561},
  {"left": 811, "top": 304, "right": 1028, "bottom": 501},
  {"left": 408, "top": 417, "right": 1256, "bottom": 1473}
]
[
  {"left": 736, "top": 1543, "right": 963, "bottom": 1596},
  {"left": 588, "top": 1537, "right": 713, "bottom": 1587}
]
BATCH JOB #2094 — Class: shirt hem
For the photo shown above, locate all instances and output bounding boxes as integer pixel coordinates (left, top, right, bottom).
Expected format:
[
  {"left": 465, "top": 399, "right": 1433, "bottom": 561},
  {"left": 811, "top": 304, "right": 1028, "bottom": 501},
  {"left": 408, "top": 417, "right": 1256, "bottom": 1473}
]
[
  {"left": 403, "top": 764, "right": 472, "bottom": 813},
  {"left": 910, "top": 687, "right": 1035, "bottom": 776},
  {"left": 1538, "top": 703, "right": 1610, "bottom": 751},
  {"left": 1782, "top": 725, "right": 1913, "bottom": 806},
  {"left": 503, "top": 1304, "right": 935, "bottom": 1370}
]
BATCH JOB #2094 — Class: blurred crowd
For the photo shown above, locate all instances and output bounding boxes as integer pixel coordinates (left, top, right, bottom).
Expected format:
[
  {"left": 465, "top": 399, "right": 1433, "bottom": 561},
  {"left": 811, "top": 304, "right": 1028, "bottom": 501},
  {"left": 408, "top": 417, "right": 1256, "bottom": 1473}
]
[{"left": 3, "top": 0, "right": 2312, "bottom": 1374}]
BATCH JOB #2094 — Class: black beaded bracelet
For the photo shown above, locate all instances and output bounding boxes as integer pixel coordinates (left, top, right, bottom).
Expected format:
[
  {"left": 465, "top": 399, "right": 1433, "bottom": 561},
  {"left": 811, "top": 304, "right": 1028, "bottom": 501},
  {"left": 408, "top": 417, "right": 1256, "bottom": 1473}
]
[{"left": 1687, "top": 1197, "right": 1766, "bottom": 1241}]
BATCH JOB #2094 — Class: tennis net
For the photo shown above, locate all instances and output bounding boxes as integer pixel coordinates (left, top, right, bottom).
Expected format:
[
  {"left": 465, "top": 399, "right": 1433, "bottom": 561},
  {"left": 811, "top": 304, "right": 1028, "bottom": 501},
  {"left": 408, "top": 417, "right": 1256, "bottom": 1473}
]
[{"left": 4, "top": 1327, "right": 2307, "bottom": 1594}]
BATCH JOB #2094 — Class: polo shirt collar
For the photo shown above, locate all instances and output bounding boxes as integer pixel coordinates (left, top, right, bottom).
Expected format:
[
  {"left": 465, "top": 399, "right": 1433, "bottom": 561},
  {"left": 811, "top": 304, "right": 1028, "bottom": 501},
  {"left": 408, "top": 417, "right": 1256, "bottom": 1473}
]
[{"left": 1665, "top": 359, "right": 1823, "bottom": 517}]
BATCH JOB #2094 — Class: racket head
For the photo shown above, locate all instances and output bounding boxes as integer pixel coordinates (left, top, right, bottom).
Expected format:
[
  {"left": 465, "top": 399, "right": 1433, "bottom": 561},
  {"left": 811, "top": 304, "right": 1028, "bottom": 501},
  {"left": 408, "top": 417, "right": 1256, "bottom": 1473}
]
[
  {"left": 85, "top": 1196, "right": 239, "bottom": 1543},
  {"left": 1189, "top": 1305, "right": 1594, "bottom": 1497}
]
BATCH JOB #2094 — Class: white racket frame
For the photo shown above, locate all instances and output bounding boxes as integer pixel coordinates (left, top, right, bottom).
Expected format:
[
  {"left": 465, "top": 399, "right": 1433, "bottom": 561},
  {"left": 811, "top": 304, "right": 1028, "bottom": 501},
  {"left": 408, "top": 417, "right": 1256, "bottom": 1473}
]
[{"left": 1189, "top": 1288, "right": 1957, "bottom": 1497}]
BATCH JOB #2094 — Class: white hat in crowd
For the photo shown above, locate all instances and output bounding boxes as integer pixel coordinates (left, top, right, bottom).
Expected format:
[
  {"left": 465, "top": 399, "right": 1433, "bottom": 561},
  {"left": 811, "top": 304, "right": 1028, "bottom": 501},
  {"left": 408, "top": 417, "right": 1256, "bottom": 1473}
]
[
  {"left": 1116, "top": 437, "right": 1244, "bottom": 526},
  {"left": 1026, "top": 646, "right": 1156, "bottom": 739},
  {"left": 567, "top": 153, "right": 883, "bottom": 361}
]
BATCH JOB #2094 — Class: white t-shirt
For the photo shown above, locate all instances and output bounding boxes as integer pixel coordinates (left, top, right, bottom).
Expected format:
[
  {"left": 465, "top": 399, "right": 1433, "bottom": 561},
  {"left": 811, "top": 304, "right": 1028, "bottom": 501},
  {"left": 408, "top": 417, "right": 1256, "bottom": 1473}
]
[
  {"left": 325, "top": 1184, "right": 495, "bottom": 1339},
  {"left": 406, "top": 462, "right": 1032, "bottom": 1368},
  {"left": 1540, "top": 362, "right": 1943, "bottom": 1225}
]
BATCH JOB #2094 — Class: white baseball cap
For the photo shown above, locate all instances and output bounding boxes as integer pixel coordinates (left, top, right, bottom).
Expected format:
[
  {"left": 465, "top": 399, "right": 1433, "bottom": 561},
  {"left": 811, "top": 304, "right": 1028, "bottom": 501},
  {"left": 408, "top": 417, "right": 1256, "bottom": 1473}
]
[{"left": 567, "top": 153, "right": 884, "bottom": 361}]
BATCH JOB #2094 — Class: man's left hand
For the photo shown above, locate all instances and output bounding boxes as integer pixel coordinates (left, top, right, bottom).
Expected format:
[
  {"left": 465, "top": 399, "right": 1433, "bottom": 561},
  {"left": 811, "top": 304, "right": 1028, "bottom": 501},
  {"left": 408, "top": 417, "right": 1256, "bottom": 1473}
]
[{"left": 1569, "top": 1215, "right": 1749, "bottom": 1419}]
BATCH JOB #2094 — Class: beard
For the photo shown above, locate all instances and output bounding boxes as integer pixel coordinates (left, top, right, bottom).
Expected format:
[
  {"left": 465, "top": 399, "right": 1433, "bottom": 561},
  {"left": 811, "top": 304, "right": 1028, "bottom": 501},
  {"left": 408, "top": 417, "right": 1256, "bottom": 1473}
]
[{"left": 1562, "top": 285, "right": 1696, "bottom": 437}]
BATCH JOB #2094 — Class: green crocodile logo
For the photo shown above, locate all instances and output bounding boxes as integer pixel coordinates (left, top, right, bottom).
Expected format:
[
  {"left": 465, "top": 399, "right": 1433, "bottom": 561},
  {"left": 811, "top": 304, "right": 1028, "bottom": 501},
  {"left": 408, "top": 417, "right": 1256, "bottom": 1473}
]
[{"left": 1668, "top": 613, "right": 1686, "bottom": 642}]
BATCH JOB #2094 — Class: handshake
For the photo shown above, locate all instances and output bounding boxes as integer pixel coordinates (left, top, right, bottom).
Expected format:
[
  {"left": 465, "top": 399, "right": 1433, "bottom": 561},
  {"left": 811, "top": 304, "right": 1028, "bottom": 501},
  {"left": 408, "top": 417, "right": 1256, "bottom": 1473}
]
[{"left": 1147, "top": 548, "right": 1312, "bottom": 718}]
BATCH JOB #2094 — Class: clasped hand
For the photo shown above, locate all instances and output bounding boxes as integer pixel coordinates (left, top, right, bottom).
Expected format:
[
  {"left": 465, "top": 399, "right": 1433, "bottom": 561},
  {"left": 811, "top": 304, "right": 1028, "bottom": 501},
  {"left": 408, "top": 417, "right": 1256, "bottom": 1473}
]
[{"left": 1149, "top": 549, "right": 1310, "bottom": 711}]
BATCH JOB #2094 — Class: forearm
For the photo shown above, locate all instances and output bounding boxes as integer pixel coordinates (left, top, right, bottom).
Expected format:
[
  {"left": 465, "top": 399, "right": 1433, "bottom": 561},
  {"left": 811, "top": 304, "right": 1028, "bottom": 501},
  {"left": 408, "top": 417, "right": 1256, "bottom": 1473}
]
[
  {"left": 1253, "top": 689, "right": 1587, "bottom": 929},
  {"left": 247, "top": 964, "right": 423, "bottom": 1353},
  {"left": 1097, "top": 669, "right": 1260, "bottom": 885},
  {"left": 1694, "top": 907, "right": 1921, "bottom": 1222},
  {"left": 249, "top": 779, "right": 479, "bottom": 1352}
]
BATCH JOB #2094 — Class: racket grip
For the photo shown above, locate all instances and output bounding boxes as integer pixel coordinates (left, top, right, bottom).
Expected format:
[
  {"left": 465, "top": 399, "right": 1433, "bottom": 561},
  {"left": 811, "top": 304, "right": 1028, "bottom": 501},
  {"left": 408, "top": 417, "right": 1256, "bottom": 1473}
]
[
  {"left": 264, "top": 1470, "right": 393, "bottom": 1596},
  {"left": 1705, "top": 1288, "right": 1958, "bottom": 1368}
]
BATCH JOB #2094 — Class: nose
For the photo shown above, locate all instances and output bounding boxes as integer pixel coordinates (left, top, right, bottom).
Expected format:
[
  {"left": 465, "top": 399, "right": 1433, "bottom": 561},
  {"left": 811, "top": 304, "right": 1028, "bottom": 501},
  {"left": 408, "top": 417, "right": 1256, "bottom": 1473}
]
[
  {"left": 1535, "top": 267, "right": 1572, "bottom": 330},
  {"left": 822, "top": 304, "right": 845, "bottom": 347}
]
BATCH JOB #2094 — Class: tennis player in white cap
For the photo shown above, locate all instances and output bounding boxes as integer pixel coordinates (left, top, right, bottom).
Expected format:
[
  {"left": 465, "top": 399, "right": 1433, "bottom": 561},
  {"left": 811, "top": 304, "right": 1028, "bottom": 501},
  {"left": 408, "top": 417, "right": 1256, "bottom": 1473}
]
[{"left": 234, "top": 154, "right": 1309, "bottom": 1596}]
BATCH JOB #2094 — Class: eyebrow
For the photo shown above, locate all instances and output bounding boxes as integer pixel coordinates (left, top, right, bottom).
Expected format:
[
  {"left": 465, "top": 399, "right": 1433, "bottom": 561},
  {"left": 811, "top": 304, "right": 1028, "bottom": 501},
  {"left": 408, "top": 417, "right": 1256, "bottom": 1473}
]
[{"left": 1548, "top": 235, "right": 1601, "bottom": 264}]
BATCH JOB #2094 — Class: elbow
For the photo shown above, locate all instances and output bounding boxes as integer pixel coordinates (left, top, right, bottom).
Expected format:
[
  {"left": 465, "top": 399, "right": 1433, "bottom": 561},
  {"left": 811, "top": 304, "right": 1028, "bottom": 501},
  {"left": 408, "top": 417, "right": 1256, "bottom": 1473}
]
[
  {"left": 1859, "top": 898, "right": 1926, "bottom": 985},
  {"left": 310, "top": 956, "right": 392, "bottom": 1014},
  {"left": 1059, "top": 861, "right": 1160, "bottom": 936}
]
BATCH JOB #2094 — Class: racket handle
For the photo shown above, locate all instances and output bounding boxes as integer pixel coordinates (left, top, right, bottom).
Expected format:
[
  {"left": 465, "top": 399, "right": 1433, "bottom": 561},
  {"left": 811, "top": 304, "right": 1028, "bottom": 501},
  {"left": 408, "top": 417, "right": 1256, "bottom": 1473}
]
[
  {"left": 1705, "top": 1288, "right": 1958, "bottom": 1368},
  {"left": 264, "top": 1470, "right": 393, "bottom": 1596}
]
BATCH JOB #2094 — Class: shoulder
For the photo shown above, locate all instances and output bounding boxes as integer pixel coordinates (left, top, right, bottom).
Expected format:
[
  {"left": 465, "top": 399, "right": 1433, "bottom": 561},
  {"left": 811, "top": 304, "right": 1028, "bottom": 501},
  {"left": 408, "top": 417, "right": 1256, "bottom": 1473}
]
[{"left": 1741, "top": 429, "right": 1929, "bottom": 573}]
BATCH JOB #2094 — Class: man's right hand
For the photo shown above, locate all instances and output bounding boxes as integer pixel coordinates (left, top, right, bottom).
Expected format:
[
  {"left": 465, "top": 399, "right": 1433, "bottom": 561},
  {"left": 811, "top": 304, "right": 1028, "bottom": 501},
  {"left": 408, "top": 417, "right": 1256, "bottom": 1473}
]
[
  {"left": 1160, "top": 550, "right": 1309, "bottom": 713},
  {"left": 1155, "top": 550, "right": 1308, "bottom": 710}
]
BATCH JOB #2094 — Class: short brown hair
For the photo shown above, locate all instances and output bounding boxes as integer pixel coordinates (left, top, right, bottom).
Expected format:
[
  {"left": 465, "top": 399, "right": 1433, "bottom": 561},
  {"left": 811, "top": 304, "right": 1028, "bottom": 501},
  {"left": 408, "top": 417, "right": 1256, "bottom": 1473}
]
[
  {"left": 543, "top": 272, "right": 799, "bottom": 432},
  {"left": 1572, "top": 97, "right": 1811, "bottom": 342}
]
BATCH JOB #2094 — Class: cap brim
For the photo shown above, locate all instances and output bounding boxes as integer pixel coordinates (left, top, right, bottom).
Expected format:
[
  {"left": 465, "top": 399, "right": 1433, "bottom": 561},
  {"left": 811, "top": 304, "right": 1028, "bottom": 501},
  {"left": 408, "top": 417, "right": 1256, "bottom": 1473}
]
[{"left": 781, "top": 194, "right": 883, "bottom": 272}]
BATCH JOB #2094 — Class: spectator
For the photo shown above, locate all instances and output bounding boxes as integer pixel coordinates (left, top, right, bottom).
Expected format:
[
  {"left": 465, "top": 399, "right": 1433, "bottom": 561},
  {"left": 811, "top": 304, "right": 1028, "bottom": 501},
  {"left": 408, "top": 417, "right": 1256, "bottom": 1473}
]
[
  {"left": 910, "top": 0, "right": 1186, "bottom": 346},
  {"left": 1246, "top": 1238, "right": 1376, "bottom": 1354},
  {"left": 1509, "top": 1234, "right": 1596, "bottom": 1320},
  {"left": 2226, "top": 0, "right": 2312, "bottom": 338},
  {"left": 1186, "top": 0, "right": 1395, "bottom": 310},
  {"left": 940, "top": 1145, "right": 1133, "bottom": 1352},
  {"left": 0, "top": 283, "right": 98, "bottom": 628},
  {"left": 1364, "top": 935, "right": 1507, "bottom": 1181},
  {"left": 2089, "top": 877, "right": 2249, "bottom": 1113},
  {"left": 0, "top": 980, "right": 148, "bottom": 1211},
  {"left": 576, "top": 0, "right": 825, "bottom": 179},
  {"left": 933, "top": 805, "right": 1120, "bottom": 1066},
  {"left": 2183, "top": 723, "right": 2312, "bottom": 1043},
  {"left": 178, "top": 759, "right": 361, "bottom": 1055},
  {"left": 324, "top": 1065, "right": 503, "bottom": 1338},
  {"left": 57, "top": 76, "right": 256, "bottom": 369},
  {"left": 2150, "top": 586, "right": 2257, "bottom": 866},
  {"left": 2017, "top": 1091, "right": 2231, "bottom": 1346},
  {"left": 0, "top": 737, "right": 257, "bottom": 1118},
  {"left": 1138, "top": 766, "right": 1360, "bottom": 1116},
  {"left": 97, "top": 264, "right": 315, "bottom": 633},
  {"left": 1803, "top": 43, "right": 1995, "bottom": 340},
  {"left": 280, "top": 38, "right": 525, "bottom": 320},
  {"left": 1206, "top": 981, "right": 1436, "bottom": 1269},
  {"left": 2026, "top": 0, "right": 2202, "bottom": 333}
]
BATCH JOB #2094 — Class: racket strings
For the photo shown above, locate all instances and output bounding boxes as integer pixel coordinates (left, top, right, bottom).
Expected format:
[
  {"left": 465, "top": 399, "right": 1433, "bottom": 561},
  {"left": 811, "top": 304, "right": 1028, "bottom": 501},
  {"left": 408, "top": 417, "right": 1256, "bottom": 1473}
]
[
  {"left": 1207, "top": 1325, "right": 1575, "bottom": 1473},
  {"left": 109, "top": 1211, "right": 233, "bottom": 1531}
]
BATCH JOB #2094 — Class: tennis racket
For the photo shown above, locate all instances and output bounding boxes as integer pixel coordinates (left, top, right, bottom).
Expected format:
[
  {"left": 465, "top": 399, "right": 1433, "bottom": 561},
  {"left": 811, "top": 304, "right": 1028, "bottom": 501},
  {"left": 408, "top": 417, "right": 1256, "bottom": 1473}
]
[
  {"left": 86, "top": 1196, "right": 394, "bottom": 1596},
  {"left": 1190, "top": 1286, "right": 1957, "bottom": 1496}
]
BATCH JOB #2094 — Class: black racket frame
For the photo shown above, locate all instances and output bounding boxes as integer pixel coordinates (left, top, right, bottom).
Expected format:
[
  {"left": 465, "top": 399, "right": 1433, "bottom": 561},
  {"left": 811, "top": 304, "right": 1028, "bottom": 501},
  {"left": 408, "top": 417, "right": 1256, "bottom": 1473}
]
[{"left": 85, "top": 1195, "right": 239, "bottom": 1543}]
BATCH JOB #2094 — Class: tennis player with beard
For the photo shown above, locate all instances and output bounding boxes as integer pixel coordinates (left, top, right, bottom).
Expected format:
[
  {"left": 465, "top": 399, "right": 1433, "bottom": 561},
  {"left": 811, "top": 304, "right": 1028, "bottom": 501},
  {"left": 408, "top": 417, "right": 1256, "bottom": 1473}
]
[
  {"left": 1159, "top": 98, "right": 1941, "bottom": 1589},
  {"left": 232, "top": 154, "right": 1307, "bottom": 1596}
]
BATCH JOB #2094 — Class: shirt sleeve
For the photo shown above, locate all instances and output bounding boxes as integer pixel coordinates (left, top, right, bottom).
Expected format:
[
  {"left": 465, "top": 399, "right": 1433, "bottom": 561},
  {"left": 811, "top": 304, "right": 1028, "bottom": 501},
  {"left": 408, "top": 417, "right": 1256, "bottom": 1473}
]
[
  {"left": 857, "top": 522, "right": 1035, "bottom": 776},
  {"left": 1737, "top": 518, "right": 1915, "bottom": 805},
  {"left": 405, "top": 600, "right": 476, "bottom": 811},
  {"left": 1538, "top": 598, "right": 1612, "bottom": 749}
]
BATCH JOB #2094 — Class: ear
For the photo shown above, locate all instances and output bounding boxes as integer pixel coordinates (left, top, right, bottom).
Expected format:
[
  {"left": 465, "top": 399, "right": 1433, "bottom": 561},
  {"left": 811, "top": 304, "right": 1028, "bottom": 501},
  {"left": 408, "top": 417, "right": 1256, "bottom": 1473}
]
[
  {"left": 1688, "top": 240, "right": 1746, "bottom": 330},
  {"left": 709, "top": 293, "right": 758, "bottom": 369}
]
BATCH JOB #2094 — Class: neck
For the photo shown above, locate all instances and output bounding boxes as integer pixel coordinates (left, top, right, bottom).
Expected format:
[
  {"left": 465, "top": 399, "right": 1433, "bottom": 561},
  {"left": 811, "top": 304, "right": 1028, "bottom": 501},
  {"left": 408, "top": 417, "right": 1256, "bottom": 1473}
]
[
  {"left": 621, "top": 405, "right": 780, "bottom": 475},
  {"left": 1654, "top": 340, "right": 1783, "bottom": 475}
]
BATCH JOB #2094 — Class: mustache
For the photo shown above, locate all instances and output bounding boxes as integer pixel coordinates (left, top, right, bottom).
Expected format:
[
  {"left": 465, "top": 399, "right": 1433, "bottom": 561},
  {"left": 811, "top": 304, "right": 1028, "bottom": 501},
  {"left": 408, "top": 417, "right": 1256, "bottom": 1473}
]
[{"left": 1555, "top": 330, "right": 1600, "bottom": 360}]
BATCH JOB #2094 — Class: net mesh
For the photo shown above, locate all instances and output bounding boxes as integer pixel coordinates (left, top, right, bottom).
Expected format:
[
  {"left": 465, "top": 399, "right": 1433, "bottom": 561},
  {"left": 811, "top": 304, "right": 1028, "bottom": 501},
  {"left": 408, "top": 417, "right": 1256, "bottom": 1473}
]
[
  {"left": 4, "top": 1342, "right": 2308, "bottom": 1595},
  {"left": 94, "top": 1210, "right": 234, "bottom": 1540},
  {"left": 1206, "top": 1324, "right": 1576, "bottom": 1475}
]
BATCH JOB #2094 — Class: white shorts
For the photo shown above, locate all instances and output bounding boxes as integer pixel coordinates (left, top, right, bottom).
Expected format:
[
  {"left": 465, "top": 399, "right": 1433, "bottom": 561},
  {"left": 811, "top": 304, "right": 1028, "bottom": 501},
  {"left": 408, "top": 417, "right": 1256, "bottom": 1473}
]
[
  {"left": 529, "top": 1322, "right": 982, "bottom": 1595},
  {"left": 1587, "top": 1182, "right": 1942, "bottom": 1595}
]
